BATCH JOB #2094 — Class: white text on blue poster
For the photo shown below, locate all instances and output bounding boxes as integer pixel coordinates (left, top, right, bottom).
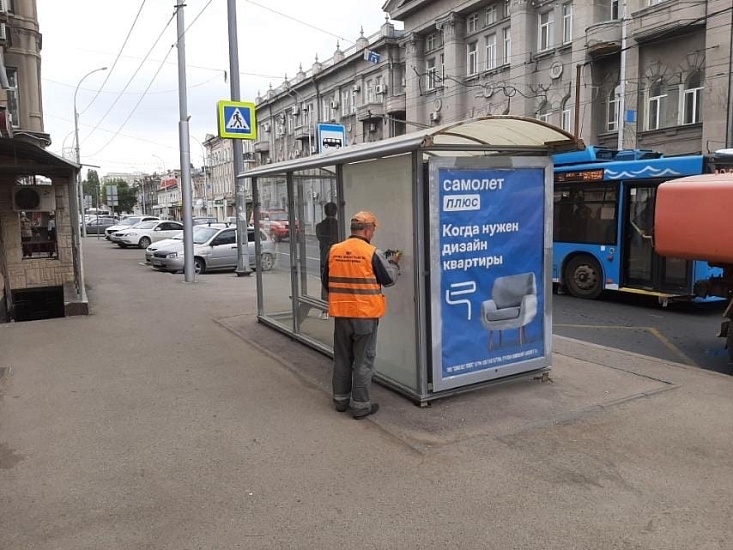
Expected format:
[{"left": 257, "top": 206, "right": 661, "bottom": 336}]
[{"left": 439, "top": 168, "right": 545, "bottom": 378}]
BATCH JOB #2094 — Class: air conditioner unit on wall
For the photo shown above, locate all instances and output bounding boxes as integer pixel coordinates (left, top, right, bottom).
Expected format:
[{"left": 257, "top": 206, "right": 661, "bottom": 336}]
[
  {"left": 429, "top": 111, "right": 441, "bottom": 123},
  {"left": 330, "top": 100, "right": 340, "bottom": 109},
  {"left": 13, "top": 186, "right": 56, "bottom": 212},
  {"left": 375, "top": 84, "right": 387, "bottom": 95},
  {"left": 292, "top": 106, "right": 300, "bottom": 115}
]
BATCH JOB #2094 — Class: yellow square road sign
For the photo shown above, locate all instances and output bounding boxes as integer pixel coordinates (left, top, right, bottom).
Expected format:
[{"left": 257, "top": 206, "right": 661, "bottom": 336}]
[{"left": 217, "top": 100, "right": 257, "bottom": 140}]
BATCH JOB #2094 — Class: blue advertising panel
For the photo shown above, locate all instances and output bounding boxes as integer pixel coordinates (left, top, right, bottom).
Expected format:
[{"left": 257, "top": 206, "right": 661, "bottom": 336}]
[{"left": 429, "top": 159, "right": 551, "bottom": 389}]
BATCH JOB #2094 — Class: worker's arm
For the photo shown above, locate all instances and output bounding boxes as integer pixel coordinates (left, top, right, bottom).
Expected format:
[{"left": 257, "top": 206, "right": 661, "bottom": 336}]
[{"left": 373, "top": 249, "right": 400, "bottom": 287}]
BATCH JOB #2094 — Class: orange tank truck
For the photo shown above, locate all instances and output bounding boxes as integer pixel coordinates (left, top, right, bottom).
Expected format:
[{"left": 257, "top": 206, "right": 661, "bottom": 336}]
[{"left": 655, "top": 173, "right": 733, "bottom": 361}]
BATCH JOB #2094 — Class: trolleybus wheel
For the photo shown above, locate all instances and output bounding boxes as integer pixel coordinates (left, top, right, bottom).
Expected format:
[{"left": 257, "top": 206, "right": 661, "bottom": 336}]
[{"left": 564, "top": 254, "right": 603, "bottom": 299}]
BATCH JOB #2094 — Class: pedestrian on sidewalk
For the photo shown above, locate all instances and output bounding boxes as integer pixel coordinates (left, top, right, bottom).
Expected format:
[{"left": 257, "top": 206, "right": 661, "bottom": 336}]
[
  {"left": 322, "top": 211, "right": 401, "bottom": 419},
  {"left": 316, "top": 201, "right": 339, "bottom": 320}
]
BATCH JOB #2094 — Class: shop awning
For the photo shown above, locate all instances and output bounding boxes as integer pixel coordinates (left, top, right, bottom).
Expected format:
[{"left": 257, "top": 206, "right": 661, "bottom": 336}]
[
  {"left": 0, "top": 137, "right": 79, "bottom": 178},
  {"left": 241, "top": 116, "right": 583, "bottom": 179}
]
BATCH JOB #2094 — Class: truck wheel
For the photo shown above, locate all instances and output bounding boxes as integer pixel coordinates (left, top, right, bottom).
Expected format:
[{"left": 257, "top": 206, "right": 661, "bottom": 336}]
[{"left": 564, "top": 254, "right": 603, "bottom": 299}]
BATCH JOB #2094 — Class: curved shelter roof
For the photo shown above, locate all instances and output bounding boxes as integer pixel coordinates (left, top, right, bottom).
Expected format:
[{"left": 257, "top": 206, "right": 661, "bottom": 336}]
[{"left": 241, "top": 116, "right": 583, "bottom": 179}]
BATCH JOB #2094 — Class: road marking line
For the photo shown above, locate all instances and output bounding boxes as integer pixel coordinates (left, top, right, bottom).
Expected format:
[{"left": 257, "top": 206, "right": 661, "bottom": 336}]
[{"left": 554, "top": 324, "right": 699, "bottom": 367}]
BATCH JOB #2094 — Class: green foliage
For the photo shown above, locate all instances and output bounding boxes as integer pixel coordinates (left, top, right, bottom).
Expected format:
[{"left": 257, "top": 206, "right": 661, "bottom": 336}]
[
  {"left": 102, "top": 179, "right": 138, "bottom": 214},
  {"left": 83, "top": 169, "right": 101, "bottom": 208}
]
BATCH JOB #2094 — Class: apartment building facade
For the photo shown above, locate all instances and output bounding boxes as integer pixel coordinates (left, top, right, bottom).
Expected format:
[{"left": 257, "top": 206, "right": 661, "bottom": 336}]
[{"left": 253, "top": 0, "right": 733, "bottom": 161}]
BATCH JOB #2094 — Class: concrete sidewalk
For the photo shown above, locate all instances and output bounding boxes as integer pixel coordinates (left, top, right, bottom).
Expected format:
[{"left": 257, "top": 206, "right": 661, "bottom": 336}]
[{"left": 1, "top": 237, "right": 733, "bottom": 549}]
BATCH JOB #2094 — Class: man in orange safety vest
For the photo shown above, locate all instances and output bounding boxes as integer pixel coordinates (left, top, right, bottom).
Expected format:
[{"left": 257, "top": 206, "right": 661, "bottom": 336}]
[{"left": 321, "top": 211, "right": 401, "bottom": 419}]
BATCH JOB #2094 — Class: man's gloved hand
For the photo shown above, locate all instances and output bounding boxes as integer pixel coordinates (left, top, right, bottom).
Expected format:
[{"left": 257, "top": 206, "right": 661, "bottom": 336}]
[{"left": 385, "top": 249, "right": 403, "bottom": 264}]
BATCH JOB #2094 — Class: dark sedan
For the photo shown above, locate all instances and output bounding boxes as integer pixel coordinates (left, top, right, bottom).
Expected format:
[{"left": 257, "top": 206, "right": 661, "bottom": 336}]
[{"left": 84, "top": 217, "right": 117, "bottom": 235}]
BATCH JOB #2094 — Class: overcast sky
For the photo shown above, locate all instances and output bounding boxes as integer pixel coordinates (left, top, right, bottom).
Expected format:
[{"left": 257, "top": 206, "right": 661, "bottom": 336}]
[{"left": 38, "top": 0, "right": 392, "bottom": 177}]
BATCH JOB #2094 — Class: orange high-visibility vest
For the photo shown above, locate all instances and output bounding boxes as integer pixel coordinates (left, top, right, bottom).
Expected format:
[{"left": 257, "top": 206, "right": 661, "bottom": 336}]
[{"left": 328, "top": 237, "right": 386, "bottom": 318}]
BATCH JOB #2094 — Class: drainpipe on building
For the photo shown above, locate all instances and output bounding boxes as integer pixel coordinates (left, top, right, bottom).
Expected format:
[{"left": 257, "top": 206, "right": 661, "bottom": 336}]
[
  {"left": 727, "top": 6, "right": 733, "bottom": 148},
  {"left": 617, "top": 0, "right": 628, "bottom": 151}
]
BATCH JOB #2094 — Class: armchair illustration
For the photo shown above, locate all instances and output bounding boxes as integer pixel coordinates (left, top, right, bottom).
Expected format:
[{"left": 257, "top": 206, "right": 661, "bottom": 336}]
[{"left": 480, "top": 272, "right": 538, "bottom": 350}]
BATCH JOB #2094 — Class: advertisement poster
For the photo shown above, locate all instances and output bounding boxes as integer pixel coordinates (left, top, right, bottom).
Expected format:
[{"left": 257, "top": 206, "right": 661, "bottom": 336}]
[{"left": 436, "top": 166, "right": 545, "bottom": 381}]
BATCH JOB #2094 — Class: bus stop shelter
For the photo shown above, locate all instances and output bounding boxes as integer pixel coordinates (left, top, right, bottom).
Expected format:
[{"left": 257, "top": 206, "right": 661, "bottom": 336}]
[{"left": 241, "top": 116, "right": 582, "bottom": 403}]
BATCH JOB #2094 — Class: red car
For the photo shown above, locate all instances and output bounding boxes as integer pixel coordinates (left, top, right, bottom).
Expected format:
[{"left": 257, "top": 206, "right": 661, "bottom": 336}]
[{"left": 259, "top": 210, "right": 291, "bottom": 242}]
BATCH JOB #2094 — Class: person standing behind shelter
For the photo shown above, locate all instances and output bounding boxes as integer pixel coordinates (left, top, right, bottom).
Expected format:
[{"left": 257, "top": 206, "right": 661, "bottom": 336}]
[
  {"left": 20, "top": 212, "right": 33, "bottom": 258},
  {"left": 321, "top": 211, "right": 401, "bottom": 420},
  {"left": 315, "top": 202, "right": 339, "bottom": 319}
]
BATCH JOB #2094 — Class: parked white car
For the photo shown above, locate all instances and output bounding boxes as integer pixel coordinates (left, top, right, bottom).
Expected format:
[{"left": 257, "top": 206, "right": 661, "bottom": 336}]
[
  {"left": 113, "top": 220, "right": 183, "bottom": 249},
  {"left": 105, "top": 215, "right": 159, "bottom": 240},
  {"left": 150, "top": 226, "right": 275, "bottom": 274},
  {"left": 144, "top": 223, "right": 229, "bottom": 263}
]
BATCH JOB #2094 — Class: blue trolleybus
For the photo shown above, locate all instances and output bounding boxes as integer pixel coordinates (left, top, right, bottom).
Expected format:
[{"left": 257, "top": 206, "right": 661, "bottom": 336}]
[{"left": 552, "top": 146, "right": 733, "bottom": 301}]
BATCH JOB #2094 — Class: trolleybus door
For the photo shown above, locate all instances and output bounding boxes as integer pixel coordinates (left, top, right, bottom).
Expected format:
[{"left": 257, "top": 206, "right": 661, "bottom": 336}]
[{"left": 622, "top": 184, "right": 691, "bottom": 293}]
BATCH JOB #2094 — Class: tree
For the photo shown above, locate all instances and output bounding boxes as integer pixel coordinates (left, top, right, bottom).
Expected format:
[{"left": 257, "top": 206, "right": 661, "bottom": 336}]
[
  {"left": 82, "top": 169, "right": 101, "bottom": 210},
  {"left": 102, "top": 179, "right": 138, "bottom": 214}
]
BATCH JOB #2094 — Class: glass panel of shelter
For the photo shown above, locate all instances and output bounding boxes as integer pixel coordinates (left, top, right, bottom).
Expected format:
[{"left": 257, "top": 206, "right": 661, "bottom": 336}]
[
  {"left": 256, "top": 176, "right": 293, "bottom": 331},
  {"left": 293, "top": 168, "right": 339, "bottom": 348}
]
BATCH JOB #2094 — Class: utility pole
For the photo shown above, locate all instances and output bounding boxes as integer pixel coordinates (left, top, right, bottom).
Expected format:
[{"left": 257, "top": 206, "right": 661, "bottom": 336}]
[
  {"left": 175, "top": 3, "right": 195, "bottom": 281},
  {"left": 228, "top": 0, "right": 252, "bottom": 276}
]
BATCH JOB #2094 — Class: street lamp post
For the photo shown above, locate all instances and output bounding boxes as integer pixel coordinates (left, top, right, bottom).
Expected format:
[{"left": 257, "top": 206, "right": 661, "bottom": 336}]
[{"left": 74, "top": 67, "right": 107, "bottom": 237}]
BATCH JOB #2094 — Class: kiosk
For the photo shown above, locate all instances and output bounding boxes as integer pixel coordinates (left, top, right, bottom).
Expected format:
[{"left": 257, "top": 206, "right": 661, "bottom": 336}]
[{"left": 241, "top": 116, "right": 582, "bottom": 403}]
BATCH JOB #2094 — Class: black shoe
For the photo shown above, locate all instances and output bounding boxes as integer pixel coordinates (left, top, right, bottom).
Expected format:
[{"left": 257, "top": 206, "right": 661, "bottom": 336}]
[
  {"left": 352, "top": 403, "right": 379, "bottom": 420},
  {"left": 333, "top": 400, "right": 349, "bottom": 413}
]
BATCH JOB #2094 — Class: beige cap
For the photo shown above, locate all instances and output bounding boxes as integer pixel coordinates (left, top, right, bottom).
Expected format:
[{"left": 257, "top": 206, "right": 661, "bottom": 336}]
[{"left": 351, "top": 211, "right": 379, "bottom": 227}]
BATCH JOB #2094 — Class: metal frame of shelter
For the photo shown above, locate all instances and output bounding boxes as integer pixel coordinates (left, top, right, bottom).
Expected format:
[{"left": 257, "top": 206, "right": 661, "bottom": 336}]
[{"left": 241, "top": 116, "right": 583, "bottom": 403}]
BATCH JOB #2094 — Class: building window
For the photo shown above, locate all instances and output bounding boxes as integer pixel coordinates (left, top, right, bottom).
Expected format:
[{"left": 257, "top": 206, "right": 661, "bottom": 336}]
[
  {"left": 538, "top": 11, "right": 554, "bottom": 51},
  {"left": 611, "top": 0, "right": 619, "bottom": 19},
  {"left": 426, "top": 58, "right": 437, "bottom": 90},
  {"left": 467, "top": 41, "right": 478, "bottom": 76},
  {"left": 682, "top": 70, "right": 703, "bottom": 125},
  {"left": 504, "top": 0, "right": 511, "bottom": 17},
  {"left": 366, "top": 79, "right": 375, "bottom": 103},
  {"left": 608, "top": 84, "right": 620, "bottom": 131},
  {"left": 394, "top": 65, "right": 405, "bottom": 94},
  {"left": 562, "top": 3, "right": 573, "bottom": 44},
  {"left": 503, "top": 27, "right": 511, "bottom": 65},
  {"left": 649, "top": 0, "right": 669, "bottom": 5},
  {"left": 6, "top": 67, "right": 19, "bottom": 128},
  {"left": 467, "top": 12, "right": 479, "bottom": 34},
  {"left": 426, "top": 32, "right": 438, "bottom": 52},
  {"left": 646, "top": 79, "right": 667, "bottom": 130},
  {"left": 485, "top": 34, "right": 497, "bottom": 71},
  {"left": 304, "top": 103, "right": 313, "bottom": 127},
  {"left": 561, "top": 97, "right": 572, "bottom": 132},
  {"left": 485, "top": 5, "right": 497, "bottom": 26},
  {"left": 537, "top": 101, "right": 551, "bottom": 123}
]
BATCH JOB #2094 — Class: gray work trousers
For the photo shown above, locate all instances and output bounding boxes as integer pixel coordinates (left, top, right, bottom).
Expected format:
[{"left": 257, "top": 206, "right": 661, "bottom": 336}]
[{"left": 332, "top": 317, "right": 379, "bottom": 411}]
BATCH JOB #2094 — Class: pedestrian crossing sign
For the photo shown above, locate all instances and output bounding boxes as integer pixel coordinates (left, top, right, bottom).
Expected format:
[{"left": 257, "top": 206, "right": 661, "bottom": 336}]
[{"left": 217, "top": 100, "right": 257, "bottom": 140}]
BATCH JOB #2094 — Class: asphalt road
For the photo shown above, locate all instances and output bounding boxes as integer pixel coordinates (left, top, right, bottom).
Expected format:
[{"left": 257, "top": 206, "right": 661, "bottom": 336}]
[{"left": 553, "top": 289, "right": 732, "bottom": 375}]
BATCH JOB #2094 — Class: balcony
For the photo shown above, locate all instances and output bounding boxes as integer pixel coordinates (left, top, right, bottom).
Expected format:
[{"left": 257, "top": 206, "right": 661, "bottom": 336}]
[
  {"left": 631, "top": 0, "right": 706, "bottom": 43},
  {"left": 585, "top": 20, "right": 622, "bottom": 58},
  {"left": 385, "top": 94, "right": 407, "bottom": 115},
  {"left": 293, "top": 125, "right": 314, "bottom": 142},
  {"left": 356, "top": 102, "right": 385, "bottom": 122},
  {"left": 254, "top": 140, "right": 270, "bottom": 153}
]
